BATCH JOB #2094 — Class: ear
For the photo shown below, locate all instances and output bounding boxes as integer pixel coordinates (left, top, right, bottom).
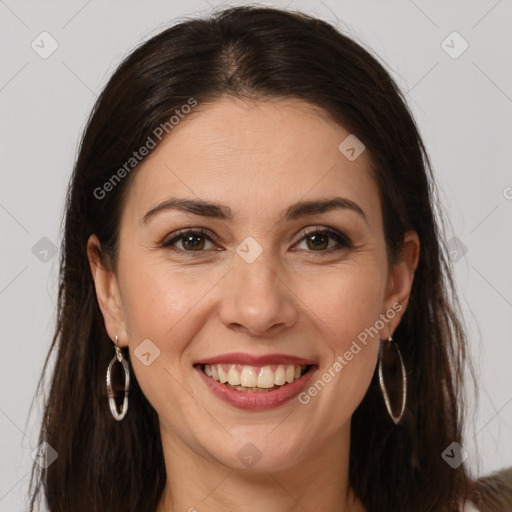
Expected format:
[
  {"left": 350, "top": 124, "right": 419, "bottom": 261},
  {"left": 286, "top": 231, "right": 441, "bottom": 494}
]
[
  {"left": 87, "top": 234, "right": 129, "bottom": 347},
  {"left": 379, "top": 230, "right": 420, "bottom": 338}
]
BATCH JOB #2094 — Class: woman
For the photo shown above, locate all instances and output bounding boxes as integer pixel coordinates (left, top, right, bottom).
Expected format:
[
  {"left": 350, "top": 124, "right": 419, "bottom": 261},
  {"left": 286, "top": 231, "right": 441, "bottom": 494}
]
[{"left": 27, "top": 5, "right": 511, "bottom": 512}]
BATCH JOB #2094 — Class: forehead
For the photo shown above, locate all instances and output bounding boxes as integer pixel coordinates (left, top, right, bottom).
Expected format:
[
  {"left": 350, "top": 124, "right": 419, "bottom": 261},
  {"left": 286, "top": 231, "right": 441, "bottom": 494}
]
[{"left": 121, "top": 97, "right": 381, "bottom": 229}]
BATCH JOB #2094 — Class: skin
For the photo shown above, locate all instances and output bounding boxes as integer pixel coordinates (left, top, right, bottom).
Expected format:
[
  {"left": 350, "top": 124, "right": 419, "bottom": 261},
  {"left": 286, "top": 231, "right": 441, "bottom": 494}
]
[{"left": 88, "top": 97, "right": 420, "bottom": 512}]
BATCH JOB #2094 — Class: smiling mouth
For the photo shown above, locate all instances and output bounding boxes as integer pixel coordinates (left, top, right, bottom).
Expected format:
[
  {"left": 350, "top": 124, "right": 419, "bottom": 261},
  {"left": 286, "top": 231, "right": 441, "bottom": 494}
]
[{"left": 197, "top": 363, "right": 313, "bottom": 392}]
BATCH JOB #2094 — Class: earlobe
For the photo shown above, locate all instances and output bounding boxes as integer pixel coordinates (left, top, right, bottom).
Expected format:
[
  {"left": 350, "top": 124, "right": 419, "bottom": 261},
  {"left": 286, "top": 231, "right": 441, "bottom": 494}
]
[
  {"left": 86, "top": 234, "right": 128, "bottom": 346},
  {"left": 380, "top": 231, "right": 420, "bottom": 336}
]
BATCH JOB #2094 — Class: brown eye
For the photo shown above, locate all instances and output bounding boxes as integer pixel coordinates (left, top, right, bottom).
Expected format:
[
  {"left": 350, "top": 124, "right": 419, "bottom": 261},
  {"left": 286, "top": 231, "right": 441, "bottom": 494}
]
[
  {"left": 305, "top": 232, "right": 329, "bottom": 250},
  {"left": 162, "top": 229, "right": 215, "bottom": 252},
  {"left": 295, "top": 228, "right": 352, "bottom": 252},
  {"left": 180, "top": 233, "right": 207, "bottom": 251}
]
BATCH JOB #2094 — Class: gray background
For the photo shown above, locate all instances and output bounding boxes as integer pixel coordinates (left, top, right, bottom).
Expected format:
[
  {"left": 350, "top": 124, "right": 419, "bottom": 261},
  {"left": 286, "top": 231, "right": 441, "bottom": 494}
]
[{"left": 1, "top": 0, "right": 511, "bottom": 510}]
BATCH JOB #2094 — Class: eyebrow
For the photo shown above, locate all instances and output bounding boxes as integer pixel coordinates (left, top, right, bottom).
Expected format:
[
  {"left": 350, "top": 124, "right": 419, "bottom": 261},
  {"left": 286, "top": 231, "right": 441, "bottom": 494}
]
[{"left": 141, "top": 196, "right": 368, "bottom": 225}]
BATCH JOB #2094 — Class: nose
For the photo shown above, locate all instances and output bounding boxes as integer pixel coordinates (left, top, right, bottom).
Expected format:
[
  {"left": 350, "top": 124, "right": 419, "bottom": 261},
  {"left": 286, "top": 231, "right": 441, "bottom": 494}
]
[{"left": 218, "top": 251, "right": 298, "bottom": 337}]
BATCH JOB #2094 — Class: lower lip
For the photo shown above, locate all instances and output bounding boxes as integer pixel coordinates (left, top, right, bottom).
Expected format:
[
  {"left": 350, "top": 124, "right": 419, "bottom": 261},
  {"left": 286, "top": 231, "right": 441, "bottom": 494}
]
[{"left": 195, "top": 365, "right": 317, "bottom": 410}]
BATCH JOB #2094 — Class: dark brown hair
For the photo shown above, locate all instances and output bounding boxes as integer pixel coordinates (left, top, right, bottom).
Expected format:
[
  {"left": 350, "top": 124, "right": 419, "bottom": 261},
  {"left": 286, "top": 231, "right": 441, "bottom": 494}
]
[{"left": 27, "top": 5, "right": 506, "bottom": 512}]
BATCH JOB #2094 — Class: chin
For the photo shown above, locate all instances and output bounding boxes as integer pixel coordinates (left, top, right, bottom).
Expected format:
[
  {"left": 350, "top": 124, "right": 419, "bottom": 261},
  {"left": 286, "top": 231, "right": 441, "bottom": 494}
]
[{"left": 201, "top": 428, "right": 309, "bottom": 472}]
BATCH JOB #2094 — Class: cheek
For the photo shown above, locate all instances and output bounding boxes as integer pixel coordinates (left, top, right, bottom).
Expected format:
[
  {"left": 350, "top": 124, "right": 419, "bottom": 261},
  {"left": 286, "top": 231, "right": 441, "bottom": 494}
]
[
  {"left": 118, "top": 256, "right": 212, "bottom": 343},
  {"left": 291, "top": 263, "right": 384, "bottom": 426},
  {"left": 295, "top": 258, "right": 387, "bottom": 344},
  {"left": 116, "top": 258, "right": 212, "bottom": 427}
]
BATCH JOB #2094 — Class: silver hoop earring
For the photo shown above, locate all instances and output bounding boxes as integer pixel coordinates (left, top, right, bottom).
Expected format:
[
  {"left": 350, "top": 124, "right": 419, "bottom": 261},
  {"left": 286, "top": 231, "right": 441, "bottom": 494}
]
[
  {"left": 378, "top": 333, "right": 407, "bottom": 425},
  {"left": 106, "top": 336, "right": 130, "bottom": 421}
]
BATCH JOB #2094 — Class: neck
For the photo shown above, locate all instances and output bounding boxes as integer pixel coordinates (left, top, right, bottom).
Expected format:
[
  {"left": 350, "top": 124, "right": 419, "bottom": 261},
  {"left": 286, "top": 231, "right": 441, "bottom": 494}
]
[{"left": 155, "top": 421, "right": 365, "bottom": 512}]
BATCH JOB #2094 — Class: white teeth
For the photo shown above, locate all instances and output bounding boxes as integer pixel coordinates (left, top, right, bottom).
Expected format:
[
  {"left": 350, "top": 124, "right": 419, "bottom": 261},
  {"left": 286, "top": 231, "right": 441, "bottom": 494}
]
[
  {"left": 227, "top": 365, "right": 240, "bottom": 385},
  {"left": 203, "top": 363, "right": 308, "bottom": 390},
  {"left": 240, "top": 366, "right": 257, "bottom": 387},
  {"left": 257, "top": 366, "right": 275, "bottom": 388},
  {"left": 274, "top": 365, "right": 286, "bottom": 385},
  {"left": 217, "top": 365, "right": 228, "bottom": 384}
]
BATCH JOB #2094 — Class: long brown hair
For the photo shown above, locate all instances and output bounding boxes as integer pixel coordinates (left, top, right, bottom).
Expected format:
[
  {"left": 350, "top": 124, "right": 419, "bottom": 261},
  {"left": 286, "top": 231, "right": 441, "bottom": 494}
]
[{"left": 27, "top": 5, "right": 502, "bottom": 511}]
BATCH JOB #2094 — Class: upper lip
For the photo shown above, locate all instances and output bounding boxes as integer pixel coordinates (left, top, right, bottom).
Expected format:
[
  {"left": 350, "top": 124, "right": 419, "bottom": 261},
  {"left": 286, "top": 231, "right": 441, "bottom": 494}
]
[{"left": 195, "top": 352, "right": 318, "bottom": 366}]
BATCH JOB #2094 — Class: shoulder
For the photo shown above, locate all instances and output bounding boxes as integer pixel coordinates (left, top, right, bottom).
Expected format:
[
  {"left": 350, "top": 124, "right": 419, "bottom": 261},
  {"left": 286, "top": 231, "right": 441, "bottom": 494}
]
[{"left": 470, "top": 465, "right": 512, "bottom": 511}]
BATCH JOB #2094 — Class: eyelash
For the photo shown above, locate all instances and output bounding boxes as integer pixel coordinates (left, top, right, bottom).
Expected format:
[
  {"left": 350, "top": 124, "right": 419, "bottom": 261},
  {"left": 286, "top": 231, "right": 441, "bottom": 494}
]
[{"left": 161, "top": 227, "right": 353, "bottom": 255}]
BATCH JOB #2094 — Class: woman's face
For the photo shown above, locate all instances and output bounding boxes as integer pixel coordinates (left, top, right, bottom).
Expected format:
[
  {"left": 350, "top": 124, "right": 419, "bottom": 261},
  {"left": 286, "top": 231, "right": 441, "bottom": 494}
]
[{"left": 89, "top": 97, "right": 418, "bottom": 473}]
